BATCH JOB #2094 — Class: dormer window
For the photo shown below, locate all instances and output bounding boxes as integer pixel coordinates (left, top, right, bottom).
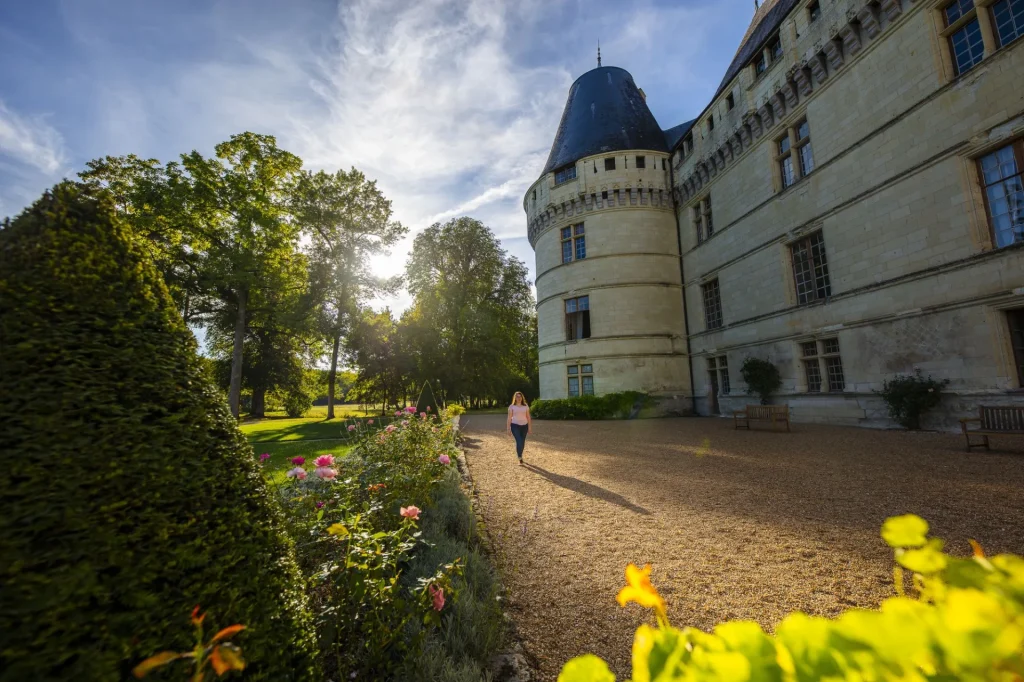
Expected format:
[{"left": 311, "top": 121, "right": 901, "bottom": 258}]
[
  {"left": 808, "top": 1, "right": 821, "bottom": 22},
  {"left": 769, "top": 36, "right": 783, "bottom": 61},
  {"left": 683, "top": 133, "right": 694, "bottom": 157},
  {"left": 636, "top": 155, "right": 646, "bottom": 169},
  {"left": 755, "top": 52, "right": 767, "bottom": 75},
  {"left": 554, "top": 164, "right": 577, "bottom": 185},
  {"left": 605, "top": 157, "right": 616, "bottom": 171},
  {"left": 708, "top": 116, "right": 715, "bottom": 132},
  {"left": 726, "top": 93, "right": 735, "bottom": 110}
]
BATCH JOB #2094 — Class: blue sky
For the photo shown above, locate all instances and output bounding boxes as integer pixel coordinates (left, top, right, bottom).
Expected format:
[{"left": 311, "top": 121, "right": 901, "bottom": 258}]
[{"left": 1, "top": 0, "right": 754, "bottom": 314}]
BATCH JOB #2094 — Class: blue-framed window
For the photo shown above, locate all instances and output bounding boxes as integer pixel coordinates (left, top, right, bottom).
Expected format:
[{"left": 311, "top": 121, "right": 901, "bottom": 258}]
[
  {"left": 554, "top": 164, "right": 577, "bottom": 185},
  {"left": 944, "top": 0, "right": 985, "bottom": 75},
  {"left": 993, "top": 0, "right": 1024, "bottom": 47},
  {"left": 560, "top": 224, "right": 586, "bottom": 263}
]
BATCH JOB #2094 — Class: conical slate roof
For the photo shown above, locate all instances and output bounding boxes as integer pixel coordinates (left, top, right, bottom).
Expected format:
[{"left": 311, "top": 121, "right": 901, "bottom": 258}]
[{"left": 541, "top": 66, "right": 669, "bottom": 176}]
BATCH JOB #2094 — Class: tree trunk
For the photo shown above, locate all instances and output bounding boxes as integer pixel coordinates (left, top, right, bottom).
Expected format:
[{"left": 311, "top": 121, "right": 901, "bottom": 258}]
[
  {"left": 251, "top": 387, "right": 266, "bottom": 418},
  {"left": 228, "top": 288, "right": 247, "bottom": 418},
  {"left": 327, "top": 333, "right": 341, "bottom": 420}
]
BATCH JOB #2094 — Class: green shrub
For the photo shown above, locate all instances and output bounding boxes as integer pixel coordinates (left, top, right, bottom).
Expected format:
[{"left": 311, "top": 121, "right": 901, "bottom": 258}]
[
  {"left": 0, "top": 184, "right": 317, "bottom": 681},
  {"left": 530, "top": 391, "right": 652, "bottom": 420},
  {"left": 416, "top": 380, "right": 441, "bottom": 416},
  {"left": 282, "top": 388, "right": 312, "bottom": 417},
  {"left": 739, "top": 357, "right": 782, "bottom": 405},
  {"left": 876, "top": 369, "right": 950, "bottom": 429},
  {"left": 559, "top": 514, "right": 1024, "bottom": 681}
]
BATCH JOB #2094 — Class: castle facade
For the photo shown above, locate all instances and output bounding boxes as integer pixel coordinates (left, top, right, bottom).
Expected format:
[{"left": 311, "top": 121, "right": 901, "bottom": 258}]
[{"left": 525, "top": 0, "right": 1024, "bottom": 428}]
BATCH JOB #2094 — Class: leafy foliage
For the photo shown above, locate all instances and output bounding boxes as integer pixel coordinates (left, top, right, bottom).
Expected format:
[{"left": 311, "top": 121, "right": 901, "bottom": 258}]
[
  {"left": 416, "top": 381, "right": 441, "bottom": 416},
  {"left": 0, "top": 184, "right": 316, "bottom": 681},
  {"left": 531, "top": 392, "right": 652, "bottom": 420},
  {"left": 876, "top": 370, "right": 950, "bottom": 430},
  {"left": 559, "top": 514, "right": 1024, "bottom": 682},
  {"left": 740, "top": 357, "right": 783, "bottom": 405}
]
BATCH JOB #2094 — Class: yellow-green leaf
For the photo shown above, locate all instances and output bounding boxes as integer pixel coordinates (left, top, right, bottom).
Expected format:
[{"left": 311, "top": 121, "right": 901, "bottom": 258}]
[
  {"left": 897, "top": 545, "right": 947, "bottom": 574},
  {"left": 132, "top": 651, "right": 182, "bottom": 678},
  {"left": 327, "top": 523, "right": 349, "bottom": 537},
  {"left": 558, "top": 654, "right": 615, "bottom": 682},
  {"left": 881, "top": 514, "right": 929, "bottom": 548}
]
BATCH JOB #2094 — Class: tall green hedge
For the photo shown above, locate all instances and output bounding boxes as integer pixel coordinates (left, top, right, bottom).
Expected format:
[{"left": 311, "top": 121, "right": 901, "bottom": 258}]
[{"left": 0, "top": 184, "right": 317, "bottom": 681}]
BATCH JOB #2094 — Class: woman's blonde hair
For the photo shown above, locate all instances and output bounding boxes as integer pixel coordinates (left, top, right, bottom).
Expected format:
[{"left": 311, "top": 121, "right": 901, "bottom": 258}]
[{"left": 511, "top": 391, "right": 526, "bottom": 406}]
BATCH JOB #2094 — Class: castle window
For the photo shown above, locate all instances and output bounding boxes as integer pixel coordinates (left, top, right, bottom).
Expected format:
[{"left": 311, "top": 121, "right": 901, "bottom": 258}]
[
  {"left": 808, "top": 0, "right": 821, "bottom": 22},
  {"left": 560, "top": 224, "right": 586, "bottom": 263},
  {"left": 1008, "top": 309, "right": 1024, "bottom": 386},
  {"left": 726, "top": 93, "right": 735, "bottom": 110},
  {"left": 532, "top": 189, "right": 537, "bottom": 201},
  {"left": 636, "top": 155, "right": 646, "bottom": 169},
  {"left": 754, "top": 51, "right": 767, "bottom": 76},
  {"left": 693, "top": 196, "right": 712, "bottom": 243},
  {"left": 978, "top": 140, "right": 1024, "bottom": 248},
  {"left": 776, "top": 120, "right": 814, "bottom": 190},
  {"left": 708, "top": 116, "right": 715, "bottom": 132},
  {"left": 567, "top": 363, "right": 595, "bottom": 397},
  {"left": 790, "top": 231, "right": 831, "bottom": 305},
  {"left": 694, "top": 206, "right": 704, "bottom": 244},
  {"left": 662, "top": 158, "right": 667, "bottom": 170},
  {"left": 601, "top": 190, "right": 609, "bottom": 202},
  {"left": 993, "top": 0, "right": 1024, "bottom": 47},
  {"left": 769, "top": 36, "right": 783, "bottom": 62},
  {"left": 801, "top": 338, "right": 844, "bottom": 393},
  {"left": 702, "top": 279, "right": 724, "bottom": 330},
  {"left": 708, "top": 355, "right": 730, "bottom": 395},
  {"left": 777, "top": 134, "right": 795, "bottom": 188},
  {"left": 554, "top": 164, "right": 577, "bottom": 186},
  {"left": 605, "top": 157, "right": 616, "bottom": 171},
  {"left": 683, "top": 132, "right": 694, "bottom": 157},
  {"left": 942, "top": 0, "right": 985, "bottom": 75},
  {"left": 565, "top": 296, "right": 591, "bottom": 341}
]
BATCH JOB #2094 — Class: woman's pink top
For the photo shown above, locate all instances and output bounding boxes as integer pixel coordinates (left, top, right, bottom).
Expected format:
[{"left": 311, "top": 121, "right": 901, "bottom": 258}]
[{"left": 509, "top": 404, "right": 529, "bottom": 425}]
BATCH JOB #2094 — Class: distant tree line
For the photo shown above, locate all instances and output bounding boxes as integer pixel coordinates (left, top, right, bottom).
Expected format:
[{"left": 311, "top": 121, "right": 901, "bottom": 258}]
[{"left": 73, "top": 132, "right": 537, "bottom": 417}]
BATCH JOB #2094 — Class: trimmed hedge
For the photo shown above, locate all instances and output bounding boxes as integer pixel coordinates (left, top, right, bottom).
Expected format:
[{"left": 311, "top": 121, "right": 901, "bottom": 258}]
[
  {"left": 416, "top": 380, "right": 440, "bottom": 417},
  {"left": 0, "top": 184, "right": 317, "bottom": 681},
  {"left": 530, "top": 391, "right": 652, "bottom": 420}
]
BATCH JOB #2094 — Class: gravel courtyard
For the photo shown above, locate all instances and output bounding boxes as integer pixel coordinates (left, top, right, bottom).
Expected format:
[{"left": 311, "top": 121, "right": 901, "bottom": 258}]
[{"left": 461, "top": 414, "right": 1024, "bottom": 681}]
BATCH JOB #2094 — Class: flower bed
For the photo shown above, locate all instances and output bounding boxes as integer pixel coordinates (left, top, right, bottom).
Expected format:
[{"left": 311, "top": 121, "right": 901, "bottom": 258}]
[{"left": 261, "top": 406, "right": 504, "bottom": 680}]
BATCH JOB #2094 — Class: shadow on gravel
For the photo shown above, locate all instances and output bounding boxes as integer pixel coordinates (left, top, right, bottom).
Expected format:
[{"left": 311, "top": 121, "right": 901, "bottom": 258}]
[{"left": 523, "top": 463, "right": 651, "bottom": 516}]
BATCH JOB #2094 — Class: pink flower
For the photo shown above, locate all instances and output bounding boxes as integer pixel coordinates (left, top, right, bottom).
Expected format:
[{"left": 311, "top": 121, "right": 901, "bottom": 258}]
[
  {"left": 315, "top": 501, "right": 325, "bottom": 509},
  {"left": 286, "top": 467, "right": 307, "bottom": 480},
  {"left": 438, "top": 454, "right": 451, "bottom": 465},
  {"left": 347, "top": 425, "right": 356, "bottom": 432},
  {"left": 259, "top": 453, "right": 271, "bottom": 462},
  {"left": 315, "top": 467, "right": 338, "bottom": 480},
  {"left": 368, "top": 419, "right": 374, "bottom": 424},
  {"left": 400, "top": 506, "right": 421, "bottom": 520},
  {"left": 314, "top": 455, "right": 335, "bottom": 467},
  {"left": 401, "top": 420, "right": 409, "bottom": 427},
  {"left": 290, "top": 456, "right": 306, "bottom": 466},
  {"left": 385, "top": 424, "right": 397, "bottom": 433},
  {"left": 432, "top": 427, "right": 438, "bottom": 433},
  {"left": 420, "top": 412, "right": 427, "bottom": 419},
  {"left": 426, "top": 406, "right": 431, "bottom": 412},
  {"left": 429, "top": 584, "right": 445, "bottom": 611},
  {"left": 394, "top": 410, "right": 402, "bottom": 417}
]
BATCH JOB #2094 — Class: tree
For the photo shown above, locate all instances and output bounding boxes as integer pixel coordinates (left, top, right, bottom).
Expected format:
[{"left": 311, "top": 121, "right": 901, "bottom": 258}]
[
  {"left": 293, "top": 169, "right": 405, "bottom": 419},
  {"left": 403, "top": 217, "right": 535, "bottom": 404},
  {"left": 0, "top": 184, "right": 316, "bottom": 679},
  {"left": 346, "top": 308, "right": 411, "bottom": 412},
  {"left": 182, "top": 133, "right": 304, "bottom": 417},
  {"left": 740, "top": 357, "right": 783, "bottom": 405}
]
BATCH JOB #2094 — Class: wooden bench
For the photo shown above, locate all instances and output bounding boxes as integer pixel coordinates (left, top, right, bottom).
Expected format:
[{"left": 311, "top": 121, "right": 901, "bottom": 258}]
[
  {"left": 734, "top": 405, "right": 791, "bottom": 432},
  {"left": 960, "top": 405, "right": 1024, "bottom": 451}
]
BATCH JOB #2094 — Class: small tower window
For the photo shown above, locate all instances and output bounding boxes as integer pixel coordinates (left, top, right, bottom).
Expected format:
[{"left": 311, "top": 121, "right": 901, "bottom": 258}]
[
  {"left": 605, "top": 157, "right": 616, "bottom": 171},
  {"left": 554, "top": 164, "right": 577, "bottom": 185},
  {"left": 708, "top": 116, "right": 715, "bottom": 132},
  {"left": 662, "top": 158, "right": 667, "bottom": 170},
  {"left": 808, "top": 1, "right": 821, "bottom": 22},
  {"left": 636, "top": 155, "right": 646, "bottom": 169},
  {"left": 565, "top": 296, "right": 591, "bottom": 341},
  {"left": 726, "top": 93, "right": 735, "bottom": 110},
  {"left": 769, "top": 36, "right": 783, "bottom": 62}
]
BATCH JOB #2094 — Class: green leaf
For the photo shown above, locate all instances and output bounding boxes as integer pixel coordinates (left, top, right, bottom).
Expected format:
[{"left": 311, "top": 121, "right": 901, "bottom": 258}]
[
  {"left": 897, "top": 545, "right": 947, "bottom": 574},
  {"left": 558, "top": 655, "right": 615, "bottom": 682},
  {"left": 881, "top": 514, "right": 929, "bottom": 548}
]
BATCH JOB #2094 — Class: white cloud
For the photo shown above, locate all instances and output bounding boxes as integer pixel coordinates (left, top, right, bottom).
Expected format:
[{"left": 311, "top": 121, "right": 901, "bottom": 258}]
[{"left": 0, "top": 100, "right": 66, "bottom": 175}]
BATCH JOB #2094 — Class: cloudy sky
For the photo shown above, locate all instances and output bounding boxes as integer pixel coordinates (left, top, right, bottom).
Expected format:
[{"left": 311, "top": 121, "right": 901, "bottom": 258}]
[{"left": 1, "top": 0, "right": 754, "bottom": 314}]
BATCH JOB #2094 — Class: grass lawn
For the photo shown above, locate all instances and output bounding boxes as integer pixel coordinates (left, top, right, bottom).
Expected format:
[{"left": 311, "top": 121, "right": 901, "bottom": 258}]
[{"left": 241, "top": 417, "right": 364, "bottom": 442}]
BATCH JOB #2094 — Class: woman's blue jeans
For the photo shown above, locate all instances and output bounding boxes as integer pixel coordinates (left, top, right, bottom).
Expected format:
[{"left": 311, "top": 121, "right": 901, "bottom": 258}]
[{"left": 510, "top": 423, "right": 528, "bottom": 458}]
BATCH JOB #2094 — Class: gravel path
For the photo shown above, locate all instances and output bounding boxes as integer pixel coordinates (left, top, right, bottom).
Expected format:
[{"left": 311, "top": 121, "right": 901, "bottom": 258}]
[{"left": 461, "top": 414, "right": 1024, "bottom": 681}]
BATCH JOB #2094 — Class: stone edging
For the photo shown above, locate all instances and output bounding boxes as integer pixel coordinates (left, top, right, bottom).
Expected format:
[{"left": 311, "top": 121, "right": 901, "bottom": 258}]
[{"left": 455, "top": 443, "right": 538, "bottom": 682}]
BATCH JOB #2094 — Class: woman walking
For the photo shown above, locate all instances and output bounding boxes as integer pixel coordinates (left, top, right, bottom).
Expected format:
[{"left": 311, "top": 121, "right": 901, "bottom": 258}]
[{"left": 507, "top": 391, "right": 532, "bottom": 464}]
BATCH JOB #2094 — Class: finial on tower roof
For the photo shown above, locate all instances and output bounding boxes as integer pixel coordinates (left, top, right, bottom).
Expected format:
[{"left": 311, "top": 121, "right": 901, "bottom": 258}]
[{"left": 597, "top": 41, "right": 601, "bottom": 67}]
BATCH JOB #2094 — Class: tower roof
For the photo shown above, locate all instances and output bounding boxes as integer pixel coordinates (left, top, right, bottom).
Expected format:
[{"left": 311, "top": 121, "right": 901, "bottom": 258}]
[{"left": 541, "top": 66, "right": 669, "bottom": 176}]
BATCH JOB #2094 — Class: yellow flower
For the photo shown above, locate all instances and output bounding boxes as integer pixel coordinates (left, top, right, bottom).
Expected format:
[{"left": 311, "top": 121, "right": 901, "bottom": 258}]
[{"left": 616, "top": 563, "right": 667, "bottom": 621}]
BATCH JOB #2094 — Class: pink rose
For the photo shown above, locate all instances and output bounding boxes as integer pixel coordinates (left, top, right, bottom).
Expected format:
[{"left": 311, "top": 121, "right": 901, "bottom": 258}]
[
  {"left": 401, "top": 420, "right": 409, "bottom": 427},
  {"left": 394, "top": 410, "right": 402, "bottom": 417},
  {"left": 368, "top": 419, "right": 374, "bottom": 425},
  {"left": 286, "top": 467, "right": 307, "bottom": 480},
  {"left": 429, "top": 584, "right": 445, "bottom": 611},
  {"left": 315, "top": 501, "right": 325, "bottom": 509},
  {"left": 385, "top": 424, "right": 397, "bottom": 433},
  {"left": 314, "top": 455, "right": 334, "bottom": 467},
  {"left": 426, "top": 406, "right": 431, "bottom": 412},
  {"left": 438, "top": 454, "right": 451, "bottom": 465},
  {"left": 347, "top": 425, "right": 356, "bottom": 432},
  {"left": 315, "top": 467, "right": 338, "bottom": 480},
  {"left": 259, "top": 453, "right": 270, "bottom": 462},
  {"left": 420, "top": 412, "right": 427, "bottom": 419},
  {"left": 405, "top": 406, "right": 416, "bottom": 413},
  {"left": 400, "top": 506, "right": 421, "bottom": 520},
  {"left": 290, "top": 456, "right": 306, "bottom": 465}
]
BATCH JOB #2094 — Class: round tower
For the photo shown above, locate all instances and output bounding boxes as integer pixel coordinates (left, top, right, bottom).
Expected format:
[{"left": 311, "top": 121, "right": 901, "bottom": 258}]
[{"left": 525, "top": 66, "right": 692, "bottom": 410}]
